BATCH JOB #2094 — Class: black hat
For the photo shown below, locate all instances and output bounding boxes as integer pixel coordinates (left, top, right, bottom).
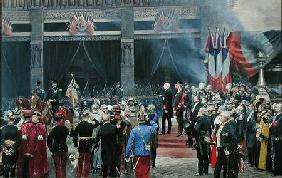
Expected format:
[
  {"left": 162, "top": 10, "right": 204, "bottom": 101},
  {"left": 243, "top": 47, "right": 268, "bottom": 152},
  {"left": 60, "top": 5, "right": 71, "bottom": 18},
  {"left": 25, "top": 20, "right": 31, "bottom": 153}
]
[
  {"left": 176, "top": 81, "right": 183, "bottom": 85},
  {"left": 36, "top": 80, "right": 41, "bottom": 85},
  {"left": 52, "top": 80, "right": 57, "bottom": 84}
]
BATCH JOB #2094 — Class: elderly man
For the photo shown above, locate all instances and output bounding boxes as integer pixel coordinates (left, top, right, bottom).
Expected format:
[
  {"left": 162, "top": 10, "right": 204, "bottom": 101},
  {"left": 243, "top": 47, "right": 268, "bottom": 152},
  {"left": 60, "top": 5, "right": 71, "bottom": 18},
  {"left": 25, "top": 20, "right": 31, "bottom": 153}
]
[
  {"left": 193, "top": 108, "right": 212, "bottom": 176},
  {"left": 161, "top": 82, "right": 173, "bottom": 134},
  {"left": 214, "top": 111, "right": 239, "bottom": 178}
]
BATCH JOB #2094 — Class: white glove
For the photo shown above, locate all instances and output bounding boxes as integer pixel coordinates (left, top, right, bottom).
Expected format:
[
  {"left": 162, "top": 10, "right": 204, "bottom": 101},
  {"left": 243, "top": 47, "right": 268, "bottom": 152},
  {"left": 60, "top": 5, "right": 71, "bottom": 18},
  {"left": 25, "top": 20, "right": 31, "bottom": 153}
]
[
  {"left": 37, "top": 135, "right": 44, "bottom": 141},
  {"left": 22, "top": 135, "right": 27, "bottom": 140}
]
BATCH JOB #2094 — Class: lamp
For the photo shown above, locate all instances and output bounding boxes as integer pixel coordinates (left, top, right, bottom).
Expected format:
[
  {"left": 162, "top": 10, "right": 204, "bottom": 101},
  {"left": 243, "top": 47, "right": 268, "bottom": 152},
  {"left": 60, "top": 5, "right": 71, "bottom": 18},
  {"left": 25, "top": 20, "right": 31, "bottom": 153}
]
[{"left": 256, "top": 51, "right": 267, "bottom": 87}]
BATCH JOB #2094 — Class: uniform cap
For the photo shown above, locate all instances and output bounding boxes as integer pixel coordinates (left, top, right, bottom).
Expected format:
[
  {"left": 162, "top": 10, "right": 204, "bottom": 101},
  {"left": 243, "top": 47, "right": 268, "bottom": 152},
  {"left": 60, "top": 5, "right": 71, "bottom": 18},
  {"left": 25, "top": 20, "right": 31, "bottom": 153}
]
[{"left": 55, "top": 108, "right": 66, "bottom": 118}]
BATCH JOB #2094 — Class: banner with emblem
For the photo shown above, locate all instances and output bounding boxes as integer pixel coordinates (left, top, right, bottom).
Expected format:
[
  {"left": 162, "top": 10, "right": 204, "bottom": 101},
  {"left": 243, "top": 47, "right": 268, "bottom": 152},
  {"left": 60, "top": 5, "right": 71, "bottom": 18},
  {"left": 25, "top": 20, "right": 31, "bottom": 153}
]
[{"left": 66, "top": 75, "right": 80, "bottom": 107}]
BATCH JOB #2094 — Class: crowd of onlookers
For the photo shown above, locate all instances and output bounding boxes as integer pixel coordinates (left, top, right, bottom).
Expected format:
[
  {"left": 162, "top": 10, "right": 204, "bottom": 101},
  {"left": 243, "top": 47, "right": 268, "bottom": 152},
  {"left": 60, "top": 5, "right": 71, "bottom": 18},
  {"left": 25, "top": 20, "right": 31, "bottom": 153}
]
[{"left": 0, "top": 81, "right": 281, "bottom": 178}]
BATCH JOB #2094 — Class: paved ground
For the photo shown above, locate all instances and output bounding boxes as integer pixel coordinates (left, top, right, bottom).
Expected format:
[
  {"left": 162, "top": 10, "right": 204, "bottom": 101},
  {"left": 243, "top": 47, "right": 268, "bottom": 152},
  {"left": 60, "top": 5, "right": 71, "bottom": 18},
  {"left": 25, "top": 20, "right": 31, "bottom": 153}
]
[{"left": 47, "top": 156, "right": 282, "bottom": 178}]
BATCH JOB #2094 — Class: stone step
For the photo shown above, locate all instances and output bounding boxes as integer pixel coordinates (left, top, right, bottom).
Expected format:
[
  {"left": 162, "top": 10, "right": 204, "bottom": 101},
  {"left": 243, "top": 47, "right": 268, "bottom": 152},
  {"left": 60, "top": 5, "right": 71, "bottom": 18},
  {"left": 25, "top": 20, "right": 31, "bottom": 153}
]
[
  {"left": 158, "top": 141, "right": 187, "bottom": 148},
  {"left": 157, "top": 148, "right": 197, "bottom": 158},
  {"left": 158, "top": 138, "right": 186, "bottom": 143}
]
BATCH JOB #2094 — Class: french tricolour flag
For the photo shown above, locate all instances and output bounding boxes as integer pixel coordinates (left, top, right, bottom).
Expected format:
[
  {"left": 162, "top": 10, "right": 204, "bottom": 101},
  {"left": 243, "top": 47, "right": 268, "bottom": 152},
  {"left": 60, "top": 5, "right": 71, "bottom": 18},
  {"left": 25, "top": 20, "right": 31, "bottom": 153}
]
[
  {"left": 221, "top": 32, "right": 232, "bottom": 92},
  {"left": 206, "top": 30, "right": 222, "bottom": 91},
  {"left": 228, "top": 31, "right": 281, "bottom": 77}
]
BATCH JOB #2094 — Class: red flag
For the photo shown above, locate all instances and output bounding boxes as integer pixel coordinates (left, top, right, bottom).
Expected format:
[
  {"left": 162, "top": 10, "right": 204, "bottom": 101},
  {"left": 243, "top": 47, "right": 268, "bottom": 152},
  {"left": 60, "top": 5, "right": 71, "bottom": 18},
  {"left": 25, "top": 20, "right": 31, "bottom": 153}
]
[{"left": 227, "top": 32, "right": 257, "bottom": 77}]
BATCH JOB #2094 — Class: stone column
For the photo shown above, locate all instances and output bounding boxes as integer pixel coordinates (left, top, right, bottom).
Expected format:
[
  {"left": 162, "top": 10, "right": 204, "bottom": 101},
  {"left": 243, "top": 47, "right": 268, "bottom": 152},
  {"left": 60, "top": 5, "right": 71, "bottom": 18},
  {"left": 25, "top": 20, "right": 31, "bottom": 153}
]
[
  {"left": 121, "top": 5, "right": 134, "bottom": 95},
  {"left": 30, "top": 8, "right": 44, "bottom": 93}
]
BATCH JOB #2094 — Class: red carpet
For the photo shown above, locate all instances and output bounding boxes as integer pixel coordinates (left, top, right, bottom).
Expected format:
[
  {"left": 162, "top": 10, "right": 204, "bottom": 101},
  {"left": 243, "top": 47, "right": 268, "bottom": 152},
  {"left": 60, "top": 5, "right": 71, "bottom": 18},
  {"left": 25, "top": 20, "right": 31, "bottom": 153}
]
[{"left": 157, "top": 125, "right": 197, "bottom": 158}]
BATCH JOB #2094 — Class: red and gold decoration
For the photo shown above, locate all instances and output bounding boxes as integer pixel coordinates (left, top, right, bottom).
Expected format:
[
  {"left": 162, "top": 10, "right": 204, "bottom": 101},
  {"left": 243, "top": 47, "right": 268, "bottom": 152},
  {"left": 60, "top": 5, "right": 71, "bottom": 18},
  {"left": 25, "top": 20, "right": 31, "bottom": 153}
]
[
  {"left": 1, "top": 17, "right": 12, "bottom": 36},
  {"left": 68, "top": 14, "right": 96, "bottom": 35},
  {"left": 153, "top": 9, "right": 179, "bottom": 32}
]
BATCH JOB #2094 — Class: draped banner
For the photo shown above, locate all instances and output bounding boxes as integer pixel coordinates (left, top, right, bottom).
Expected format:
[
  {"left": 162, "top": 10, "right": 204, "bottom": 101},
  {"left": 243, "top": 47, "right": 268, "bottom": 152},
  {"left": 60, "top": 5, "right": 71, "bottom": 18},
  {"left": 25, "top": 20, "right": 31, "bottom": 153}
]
[{"left": 228, "top": 30, "right": 281, "bottom": 77}]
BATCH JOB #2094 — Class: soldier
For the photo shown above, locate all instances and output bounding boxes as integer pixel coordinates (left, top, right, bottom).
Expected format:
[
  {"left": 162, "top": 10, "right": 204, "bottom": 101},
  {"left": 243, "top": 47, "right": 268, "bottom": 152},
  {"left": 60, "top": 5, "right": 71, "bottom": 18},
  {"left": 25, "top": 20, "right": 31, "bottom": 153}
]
[
  {"left": 160, "top": 82, "right": 173, "bottom": 135},
  {"left": 0, "top": 111, "right": 21, "bottom": 178},
  {"left": 45, "top": 80, "right": 62, "bottom": 113},
  {"left": 20, "top": 110, "right": 49, "bottom": 178},
  {"left": 32, "top": 80, "right": 45, "bottom": 101},
  {"left": 47, "top": 109, "right": 70, "bottom": 178},
  {"left": 125, "top": 98, "right": 138, "bottom": 128},
  {"left": 72, "top": 109, "right": 97, "bottom": 178},
  {"left": 125, "top": 108, "right": 158, "bottom": 178},
  {"left": 173, "top": 81, "right": 187, "bottom": 137}
]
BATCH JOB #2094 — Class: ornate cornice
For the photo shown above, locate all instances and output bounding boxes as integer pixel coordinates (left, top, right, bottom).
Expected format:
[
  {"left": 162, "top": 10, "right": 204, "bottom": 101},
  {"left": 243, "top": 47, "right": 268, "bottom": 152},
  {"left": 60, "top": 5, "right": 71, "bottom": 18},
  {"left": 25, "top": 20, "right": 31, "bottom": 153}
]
[
  {"left": 135, "top": 33, "right": 200, "bottom": 40},
  {"left": 2, "top": 36, "right": 31, "bottom": 42},
  {"left": 134, "top": 6, "right": 199, "bottom": 20},
  {"left": 2, "top": 11, "right": 30, "bottom": 23},
  {"left": 2, "top": 6, "right": 199, "bottom": 23},
  {"left": 44, "top": 9, "right": 121, "bottom": 23},
  {"left": 43, "top": 35, "right": 121, "bottom": 41}
]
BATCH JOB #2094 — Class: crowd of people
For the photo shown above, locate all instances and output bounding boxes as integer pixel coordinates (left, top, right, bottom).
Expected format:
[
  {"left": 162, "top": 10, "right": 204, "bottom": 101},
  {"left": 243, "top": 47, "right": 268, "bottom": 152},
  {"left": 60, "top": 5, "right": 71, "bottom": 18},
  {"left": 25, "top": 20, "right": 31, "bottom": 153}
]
[
  {"left": 160, "top": 81, "right": 282, "bottom": 177},
  {"left": 0, "top": 79, "right": 281, "bottom": 178}
]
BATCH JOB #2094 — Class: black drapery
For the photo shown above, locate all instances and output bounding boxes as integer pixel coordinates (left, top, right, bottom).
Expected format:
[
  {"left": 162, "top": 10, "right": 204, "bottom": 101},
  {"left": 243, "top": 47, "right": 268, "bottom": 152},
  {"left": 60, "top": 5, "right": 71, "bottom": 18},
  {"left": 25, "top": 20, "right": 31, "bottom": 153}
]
[
  {"left": 44, "top": 41, "right": 121, "bottom": 90},
  {"left": 135, "top": 39, "right": 205, "bottom": 84},
  {"left": 84, "top": 41, "right": 121, "bottom": 86},
  {"left": 1, "top": 42, "right": 30, "bottom": 98},
  {"left": 44, "top": 41, "right": 80, "bottom": 88}
]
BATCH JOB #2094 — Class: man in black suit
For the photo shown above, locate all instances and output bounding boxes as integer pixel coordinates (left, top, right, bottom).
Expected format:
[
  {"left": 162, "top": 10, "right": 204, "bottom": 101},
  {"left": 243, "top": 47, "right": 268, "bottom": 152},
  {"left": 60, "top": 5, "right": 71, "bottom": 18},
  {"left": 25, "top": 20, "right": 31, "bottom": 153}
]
[
  {"left": 161, "top": 82, "right": 173, "bottom": 134},
  {"left": 191, "top": 96, "right": 203, "bottom": 137},
  {"left": 96, "top": 113, "right": 120, "bottom": 178}
]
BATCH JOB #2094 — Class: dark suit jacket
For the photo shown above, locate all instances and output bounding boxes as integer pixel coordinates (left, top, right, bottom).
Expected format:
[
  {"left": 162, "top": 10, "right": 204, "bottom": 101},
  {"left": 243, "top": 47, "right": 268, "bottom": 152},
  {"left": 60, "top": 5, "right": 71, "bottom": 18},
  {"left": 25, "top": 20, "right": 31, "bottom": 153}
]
[
  {"left": 163, "top": 89, "right": 173, "bottom": 117},
  {"left": 192, "top": 102, "right": 203, "bottom": 123},
  {"left": 96, "top": 123, "right": 119, "bottom": 165}
]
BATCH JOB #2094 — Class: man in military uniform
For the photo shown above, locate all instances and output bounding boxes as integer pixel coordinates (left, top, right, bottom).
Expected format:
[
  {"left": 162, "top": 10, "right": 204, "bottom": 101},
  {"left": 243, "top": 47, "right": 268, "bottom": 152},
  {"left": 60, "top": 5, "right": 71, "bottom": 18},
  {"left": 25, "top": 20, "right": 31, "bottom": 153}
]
[
  {"left": 20, "top": 110, "right": 49, "bottom": 178},
  {"left": 125, "top": 98, "right": 138, "bottom": 128},
  {"left": 32, "top": 80, "right": 45, "bottom": 101},
  {"left": 72, "top": 109, "right": 97, "bottom": 178},
  {"left": 0, "top": 111, "right": 21, "bottom": 178},
  {"left": 46, "top": 80, "right": 62, "bottom": 113},
  {"left": 47, "top": 109, "right": 70, "bottom": 178},
  {"left": 173, "top": 81, "right": 187, "bottom": 137}
]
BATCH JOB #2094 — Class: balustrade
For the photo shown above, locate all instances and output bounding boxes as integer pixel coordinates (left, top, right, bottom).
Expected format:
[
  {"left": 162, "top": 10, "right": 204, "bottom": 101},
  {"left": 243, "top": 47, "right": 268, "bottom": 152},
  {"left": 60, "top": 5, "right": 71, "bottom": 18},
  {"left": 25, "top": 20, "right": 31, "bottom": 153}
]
[{"left": 2, "top": 0, "right": 196, "bottom": 9}]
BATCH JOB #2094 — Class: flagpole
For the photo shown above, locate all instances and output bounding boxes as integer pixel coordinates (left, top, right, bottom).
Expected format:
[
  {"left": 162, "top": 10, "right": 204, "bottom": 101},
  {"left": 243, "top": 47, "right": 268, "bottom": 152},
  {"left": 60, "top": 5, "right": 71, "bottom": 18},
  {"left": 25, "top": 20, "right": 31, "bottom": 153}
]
[{"left": 71, "top": 73, "right": 75, "bottom": 107}]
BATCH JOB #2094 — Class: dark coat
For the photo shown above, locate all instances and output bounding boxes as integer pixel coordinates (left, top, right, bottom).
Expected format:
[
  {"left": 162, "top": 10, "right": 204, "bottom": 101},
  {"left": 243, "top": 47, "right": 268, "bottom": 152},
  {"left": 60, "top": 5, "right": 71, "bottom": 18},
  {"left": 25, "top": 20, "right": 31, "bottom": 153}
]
[
  {"left": 246, "top": 112, "right": 257, "bottom": 148},
  {"left": 96, "top": 123, "right": 119, "bottom": 166},
  {"left": 191, "top": 102, "right": 203, "bottom": 123},
  {"left": 220, "top": 120, "right": 238, "bottom": 151},
  {"left": 47, "top": 125, "right": 69, "bottom": 153},
  {"left": 163, "top": 89, "right": 173, "bottom": 118}
]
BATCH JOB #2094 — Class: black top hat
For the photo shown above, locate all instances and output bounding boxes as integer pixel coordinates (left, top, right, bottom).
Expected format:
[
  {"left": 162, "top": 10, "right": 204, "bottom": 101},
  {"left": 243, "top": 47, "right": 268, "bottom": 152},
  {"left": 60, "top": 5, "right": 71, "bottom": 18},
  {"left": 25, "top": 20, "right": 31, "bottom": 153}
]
[
  {"left": 176, "top": 81, "right": 183, "bottom": 85},
  {"left": 36, "top": 80, "right": 41, "bottom": 85}
]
